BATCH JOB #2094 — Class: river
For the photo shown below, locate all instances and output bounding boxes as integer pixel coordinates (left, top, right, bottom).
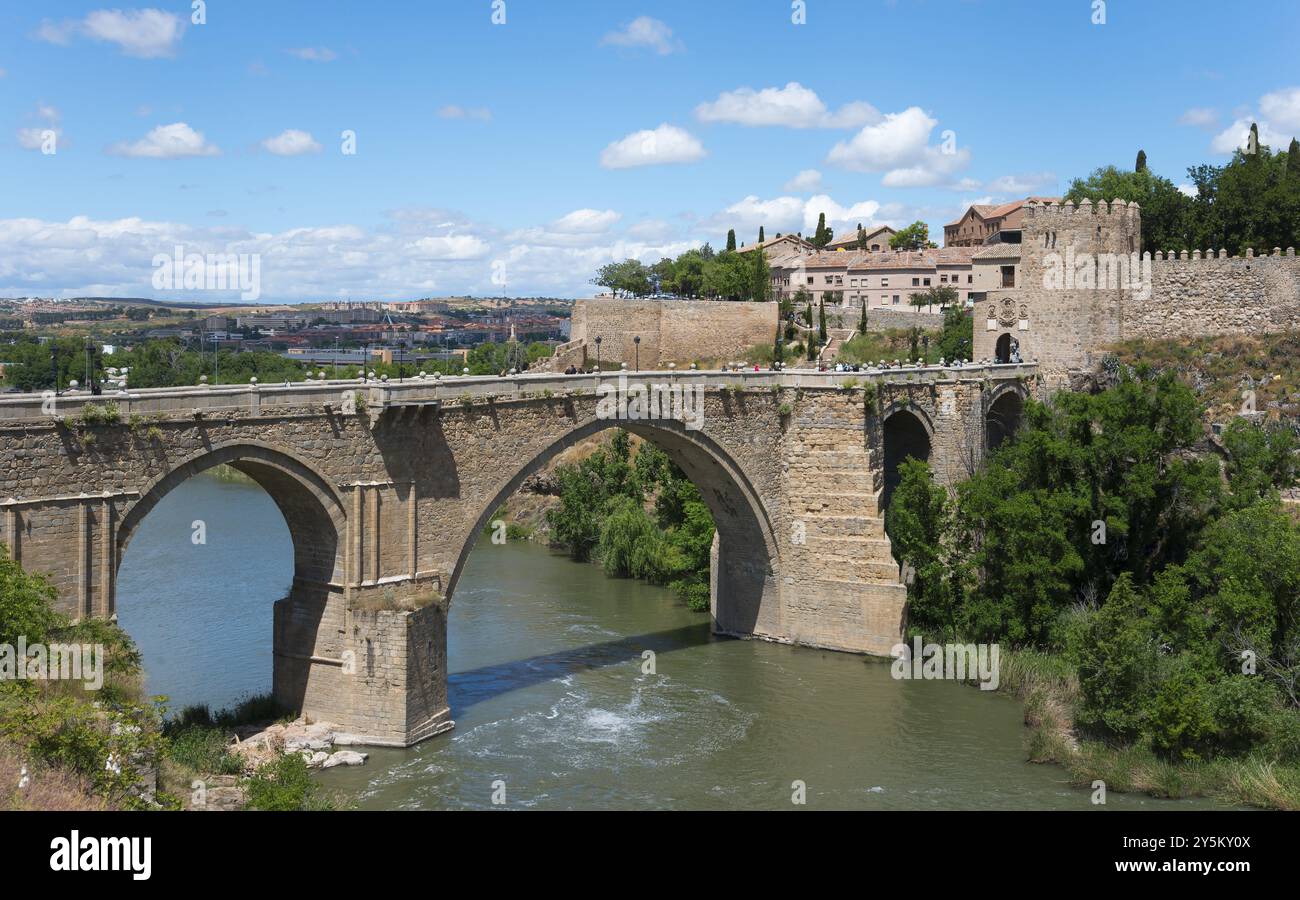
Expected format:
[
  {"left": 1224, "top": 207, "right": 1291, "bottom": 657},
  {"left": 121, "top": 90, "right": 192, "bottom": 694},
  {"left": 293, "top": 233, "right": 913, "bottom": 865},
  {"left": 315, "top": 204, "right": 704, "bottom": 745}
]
[{"left": 116, "top": 471, "right": 1222, "bottom": 810}]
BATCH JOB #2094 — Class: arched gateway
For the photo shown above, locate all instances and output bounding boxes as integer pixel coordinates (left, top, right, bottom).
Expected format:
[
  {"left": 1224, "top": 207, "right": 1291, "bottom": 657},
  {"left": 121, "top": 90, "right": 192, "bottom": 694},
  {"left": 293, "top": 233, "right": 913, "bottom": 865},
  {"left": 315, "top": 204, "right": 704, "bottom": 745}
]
[{"left": 0, "top": 365, "right": 1032, "bottom": 745}]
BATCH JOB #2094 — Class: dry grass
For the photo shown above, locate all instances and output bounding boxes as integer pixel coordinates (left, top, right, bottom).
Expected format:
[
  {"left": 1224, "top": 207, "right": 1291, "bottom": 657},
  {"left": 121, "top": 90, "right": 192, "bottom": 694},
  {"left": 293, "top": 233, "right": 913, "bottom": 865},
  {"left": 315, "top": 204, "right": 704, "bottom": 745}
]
[{"left": 0, "top": 739, "right": 110, "bottom": 811}]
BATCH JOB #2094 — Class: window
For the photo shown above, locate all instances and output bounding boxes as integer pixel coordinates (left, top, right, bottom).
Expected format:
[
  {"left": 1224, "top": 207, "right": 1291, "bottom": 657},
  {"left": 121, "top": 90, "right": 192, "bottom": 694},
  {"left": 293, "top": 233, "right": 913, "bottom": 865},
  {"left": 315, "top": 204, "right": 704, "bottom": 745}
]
[
  {"left": 912, "top": 277, "right": 920, "bottom": 287},
  {"left": 940, "top": 274, "right": 948, "bottom": 283},
  {"left": 850, "top": 278, "right": 858, "bottom": 287},
  {"left": 825, "top": 276, "right": 833, "bottom": 284},
  {"left": 967, "top": 275, "right": 973, "bottom": 284},
  {"left": 1000, "top": 265, "right": 1016, "bottom": 288},
  {"left": 923, "top": 278, "right": 931, "bottom": 287},
  {"left": 881, "top": 277, "right": 889, "bottom": 287},
  {"left": 892, "top": 294, "right": 900, "bottom": 305}
]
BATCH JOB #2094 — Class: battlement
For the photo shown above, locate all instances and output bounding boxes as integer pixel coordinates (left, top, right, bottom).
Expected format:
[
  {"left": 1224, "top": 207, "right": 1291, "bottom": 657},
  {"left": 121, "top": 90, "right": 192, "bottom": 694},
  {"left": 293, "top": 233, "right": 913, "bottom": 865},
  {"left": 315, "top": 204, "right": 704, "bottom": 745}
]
[
  {"left": 1023, "top": 198, "right": 1142, "bottom": 221},
  {"left": 1144, "top": 247, "right": 1297, "bottom": 261}
]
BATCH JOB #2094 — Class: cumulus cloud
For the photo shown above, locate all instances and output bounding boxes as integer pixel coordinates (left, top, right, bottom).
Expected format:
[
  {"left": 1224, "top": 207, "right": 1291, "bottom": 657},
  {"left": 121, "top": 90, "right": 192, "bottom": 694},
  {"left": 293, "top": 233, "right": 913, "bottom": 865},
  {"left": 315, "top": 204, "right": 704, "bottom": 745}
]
[
  {"left": 1177, "top": 183, "right": 1198, "bottom": 198},
  {"left": 286, "top": 46, "right": 337, "bottom": 62},
  {"left": 260, "top": 129, "right": 322, "bottom": 156},
  {"left": 711, "top": 193, "right": 890, "bottom": 235},
  {"left": 783, "top": 169, "right": 823, "bottom": 192},
  {"left": 600, "top": 124, "right": 705, "bottom": 169},
  {"left": 0, "top": 210, "right": 706, "bottom": 301},
  {"left": 108, "top": 122, "right": 219, "bottom": 159},
  {"left": 16, "top": 104, "right": 62, "bottom": 152},
  {"left": 1210, "top": 117, "right": 1291, "bottom": 154},
  {"left": 36, "top": 8, "right": 186, "bottom": 58},
  {"left": 695, "top": 82, "right": 878, "bottom": 129},
  {"left": 551, "top": 209, "right": 622, "bottom": 233},
  {"left": 827, "top": 106, "right": 970, "bottom": 187},
  {"left": 438, "top": 105, "right": 492, "bottom": 122},
  {"left": 600, "top": 16, "right": 683, "bottom": 55},
  {"left": 1260, "top": 87, "right": 1300, "bottom": 132},
  {"left": 983, "top": 172, "right": 1058, "bottom": 194},
  {"left": 1178, "top": 107, "right": 1219, "bottom": 129},
  {"left": 1207, "top": 87, "right": 1299, "bottom": 154}
]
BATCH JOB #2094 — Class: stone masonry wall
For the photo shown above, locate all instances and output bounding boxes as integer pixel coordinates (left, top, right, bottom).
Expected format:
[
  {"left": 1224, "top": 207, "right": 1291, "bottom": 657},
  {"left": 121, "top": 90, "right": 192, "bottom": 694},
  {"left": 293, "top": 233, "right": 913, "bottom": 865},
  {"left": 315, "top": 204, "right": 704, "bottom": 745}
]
[{"left": 570, "top": 298, "right": 778, "bottom": 367}]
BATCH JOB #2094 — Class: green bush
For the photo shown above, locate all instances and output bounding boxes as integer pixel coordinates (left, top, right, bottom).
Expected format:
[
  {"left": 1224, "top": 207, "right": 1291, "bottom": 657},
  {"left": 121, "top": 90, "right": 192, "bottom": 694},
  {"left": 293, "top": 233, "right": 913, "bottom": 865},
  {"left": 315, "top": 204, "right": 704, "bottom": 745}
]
[{"left": 246, "top": 752, "right": 331, "bottom": 811}]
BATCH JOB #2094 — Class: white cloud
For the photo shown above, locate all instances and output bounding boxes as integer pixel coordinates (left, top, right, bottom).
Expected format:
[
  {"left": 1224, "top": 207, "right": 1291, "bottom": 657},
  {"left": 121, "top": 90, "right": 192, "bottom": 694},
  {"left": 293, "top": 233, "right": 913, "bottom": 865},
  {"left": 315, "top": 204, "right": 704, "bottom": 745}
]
[
  {"left": 827, "top": 107, "right": 970, "bottom": 187},
  {"left": 600, "top": 17, "right": 682, "bottom": 55},
  {"left": 261, "top": 129, "right": 322, "bottom": 156},
  {"left": 600, "top": 124, "right": 705, "bottom": 169},
  {"left": 695, "top": 83, "right": 878, "bottom": 129},
  {"left": 286, "top": 47, "right": 337, "bottom": 62},
  {"left": 36, "top": 9, "right": 186, "bottom": 59},
  {"left": 0, "top": 211, "right": 704, "bottom": 301},
  {"left": 711, "top": 193, "right": 890, "bottom": 236},
  {"left": 1177, "top": 183, "right": 1198, "bottom": 198},
  {"left": 1260, "top": 87, "right": 1300, "bottom": 132},
  {"left": 108, "top": 122, "right": 219, "bottom": 159},
  {"left": 983, "top": 172, "right": 1058, "bottom": 194},
  {"left": 783, "top": 169, "right": 823, "bottom": 192},
  {"left": 1210, "top": 116, "right": 1290, "bottom": 154},
  {"left": 1178, "top": 107, "right": 1218, "bottom": 129},
  {"left": 438, "top": 105, "right": 492, "bottom": 122},
  {"left": 551, "top": 209, "right": 622, "bottom": 233},
  {"left": 1206, "top": 87, "right": 1299, "bottom": 154},
  {"left": 16, "top": 105, "right": 62, "bottom": 152}
]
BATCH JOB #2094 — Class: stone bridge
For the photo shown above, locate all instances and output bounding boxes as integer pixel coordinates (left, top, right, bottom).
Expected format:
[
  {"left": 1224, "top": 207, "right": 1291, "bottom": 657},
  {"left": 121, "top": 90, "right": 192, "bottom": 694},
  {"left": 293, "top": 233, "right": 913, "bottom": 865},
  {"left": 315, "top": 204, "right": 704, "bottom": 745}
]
[{"left": 0, "top": 363, "right": 1035, "bottom": 745}]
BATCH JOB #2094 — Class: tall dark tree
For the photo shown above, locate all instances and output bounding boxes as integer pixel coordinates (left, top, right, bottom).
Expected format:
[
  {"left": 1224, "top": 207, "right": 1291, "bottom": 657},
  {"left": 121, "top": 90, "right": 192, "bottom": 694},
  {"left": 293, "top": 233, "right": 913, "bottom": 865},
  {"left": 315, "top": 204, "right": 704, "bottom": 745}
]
[
  {"left": 1135, "top": 149, "right": 1148, "bottom": 172},
  {"left": 758, "top": 226, "right": 765, "bottom": 244},
  {"left": 726, "top": 229, "right": 737, "bottom": 252},
  {"left": 812, "top": 213, "right": 833, "bottom": 249}
]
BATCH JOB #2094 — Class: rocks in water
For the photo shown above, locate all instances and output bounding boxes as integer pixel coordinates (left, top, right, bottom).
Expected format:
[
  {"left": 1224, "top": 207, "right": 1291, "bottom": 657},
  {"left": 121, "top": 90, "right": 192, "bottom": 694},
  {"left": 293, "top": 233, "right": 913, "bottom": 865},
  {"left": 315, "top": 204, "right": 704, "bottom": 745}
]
[{"left": 320, "top": 750, "right": 368, "bottom": 769}]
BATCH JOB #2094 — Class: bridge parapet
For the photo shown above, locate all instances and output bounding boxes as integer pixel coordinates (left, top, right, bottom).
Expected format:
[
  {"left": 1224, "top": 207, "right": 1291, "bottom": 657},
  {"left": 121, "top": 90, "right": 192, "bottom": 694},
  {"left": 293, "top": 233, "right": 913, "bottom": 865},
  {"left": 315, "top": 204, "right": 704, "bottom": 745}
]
[{"left": 0, "top": 363, "right": 1038, "bottom": 423}]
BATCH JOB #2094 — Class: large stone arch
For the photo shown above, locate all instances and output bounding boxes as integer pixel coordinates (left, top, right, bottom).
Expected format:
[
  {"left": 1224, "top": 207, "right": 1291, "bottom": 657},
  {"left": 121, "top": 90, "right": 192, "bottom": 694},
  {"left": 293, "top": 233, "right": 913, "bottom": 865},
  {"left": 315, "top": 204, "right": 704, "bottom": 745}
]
[
  {"left": 114, "top": 441, "right": 350, "bottom": 722},
  {"left": 443, "top": 416, "right": 781, "bottom": 641},
  {"left": 880, "top": 406, "right": 933, "bottom": 511},
  {"left": 117, "top": 441, "right": 348, "bottom": 594},
  {"left": 985, "top": 383, "right": 1028, "bottom": 453}
]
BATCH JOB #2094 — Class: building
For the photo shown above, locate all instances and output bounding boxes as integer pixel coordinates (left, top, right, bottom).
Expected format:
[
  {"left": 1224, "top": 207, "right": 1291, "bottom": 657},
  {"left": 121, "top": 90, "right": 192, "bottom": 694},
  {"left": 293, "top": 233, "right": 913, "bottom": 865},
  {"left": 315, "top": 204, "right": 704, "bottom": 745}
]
[
  {"left": 767, "top": 246, "right": 980, "bottom": 310},
  {"left": 944, "top": 196, "right": 1061, "bottom": 247},
  {"left": 823, "top": 224, "right": 897, "bottom": 252}
]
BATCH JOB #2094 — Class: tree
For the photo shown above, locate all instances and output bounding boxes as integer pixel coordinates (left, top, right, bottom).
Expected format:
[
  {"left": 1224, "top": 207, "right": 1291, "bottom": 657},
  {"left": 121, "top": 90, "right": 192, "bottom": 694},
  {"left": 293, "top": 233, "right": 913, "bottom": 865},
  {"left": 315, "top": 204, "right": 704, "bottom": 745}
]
[
  {"left": 758, "top": 226, "right": 765, "bottom": 244},
  {"left": 908, "top": 285, "right": 955, "bottom": 315},
  {"left": 726, "top": 229, "right": 737, "bottom": 252},
  {"left": 812, "top": 213, "right": 833, "bottom": 249},
  {"left": 889, "top": 221, "right": 934, "bottom": 251},
  {"left": 818, "top": 299, "right": 827, "bottom": 343},
  {"left": 592, "top": 259, "right": 651, "bottom": 298},
  {"left": 857, "top": 302, "right": 868, "bottom": 336},
  {"left": 750, "top": 246, "right": 771, "bottom": 302},
  {"left": 1135, "top": 149, "right": 1148, "bottom": 172},
  {"left": 856, "top": 223, "right": 867, "bottom": 250}
]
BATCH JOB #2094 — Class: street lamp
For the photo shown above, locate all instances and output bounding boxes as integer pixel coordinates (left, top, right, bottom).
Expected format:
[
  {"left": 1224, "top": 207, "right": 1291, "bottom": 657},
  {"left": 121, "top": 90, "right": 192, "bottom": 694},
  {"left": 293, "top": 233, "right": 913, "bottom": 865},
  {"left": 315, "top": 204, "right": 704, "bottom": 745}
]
[
  {"left": 51, "top": 343, "right": 61, "bottom": 397},
  {"left": 633, "top": 335, "right": 641, "bottom": 372},
  {"left": 594, "top": 335, "right": 602, "bottom": 372}
]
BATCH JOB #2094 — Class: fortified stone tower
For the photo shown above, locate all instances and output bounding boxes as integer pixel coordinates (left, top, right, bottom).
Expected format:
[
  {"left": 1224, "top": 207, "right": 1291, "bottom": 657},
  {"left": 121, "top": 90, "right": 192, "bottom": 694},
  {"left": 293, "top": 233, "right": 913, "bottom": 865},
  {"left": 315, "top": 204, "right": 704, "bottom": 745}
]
[{"left": 986, "top": 199, "right": 1142, "bottom": 383}]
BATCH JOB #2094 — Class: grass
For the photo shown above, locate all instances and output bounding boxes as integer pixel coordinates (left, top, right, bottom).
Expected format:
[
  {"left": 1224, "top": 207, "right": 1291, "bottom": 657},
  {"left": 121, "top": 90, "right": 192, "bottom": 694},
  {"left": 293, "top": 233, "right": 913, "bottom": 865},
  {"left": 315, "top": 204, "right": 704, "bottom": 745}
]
[
  {"left": 0, "top": 738, "right": 110, "bottom": 811},
  {"left": 992, "top": 648, "right": 1300, "bottom": 809},
  {"left": 835, "top": 326, "right": 942, "bottom": 366}
]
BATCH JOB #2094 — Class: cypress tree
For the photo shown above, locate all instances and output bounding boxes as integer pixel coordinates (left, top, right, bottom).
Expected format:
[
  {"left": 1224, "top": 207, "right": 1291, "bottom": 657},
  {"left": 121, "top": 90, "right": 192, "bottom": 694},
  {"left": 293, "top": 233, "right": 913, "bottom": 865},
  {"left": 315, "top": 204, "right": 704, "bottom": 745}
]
[
  {"left": 726, "top": 229, "right": 737, "bottom": 252},
  {"left": 1135, "top": 149, "right": 1147, "bottom": 172},
  {"left": 758, "top": 226, "right": 765, "bottom": 243},
  {"left": 858, "top": 302, "right": 868, "bottom": 336},
  {"left": 818, "top": 299, "right": 827, "bottom": 344},
  {"left": 1288, "top": 138, "right": 1300, "bottom": 180}
]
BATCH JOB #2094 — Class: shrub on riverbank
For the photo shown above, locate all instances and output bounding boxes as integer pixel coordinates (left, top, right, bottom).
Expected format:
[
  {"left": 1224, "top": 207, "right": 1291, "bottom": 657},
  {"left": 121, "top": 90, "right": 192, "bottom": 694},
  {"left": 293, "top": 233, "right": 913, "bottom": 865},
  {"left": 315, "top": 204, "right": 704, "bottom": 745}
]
[
  {"left": 890, "top": 367, "right": 1300, "bottom": 807},
  {"left": 547, "top": 431, "right": 715, "bottom": 610}
]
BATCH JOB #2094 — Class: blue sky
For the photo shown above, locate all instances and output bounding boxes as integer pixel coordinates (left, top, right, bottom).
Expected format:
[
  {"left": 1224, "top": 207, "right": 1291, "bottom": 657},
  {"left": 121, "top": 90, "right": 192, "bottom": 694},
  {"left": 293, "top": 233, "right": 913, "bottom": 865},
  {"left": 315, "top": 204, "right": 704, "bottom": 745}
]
[{"left": 2, "top": 0, "right": 1297, "bottom": 302}]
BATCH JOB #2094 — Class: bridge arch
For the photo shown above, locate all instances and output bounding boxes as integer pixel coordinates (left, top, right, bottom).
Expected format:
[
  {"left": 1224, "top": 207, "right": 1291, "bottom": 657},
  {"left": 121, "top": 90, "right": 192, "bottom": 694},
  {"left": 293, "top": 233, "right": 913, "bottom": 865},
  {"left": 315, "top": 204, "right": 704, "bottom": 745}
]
[
  {"left": 880, "top": 405, "right": 933, "bottom": 510},
  {"left": 986, "top": 383, "right": 1028, "bottom": 453},
  {"left": 444, "top": 416, "right": 781, "bottom": 640},
  {"left": 117, "top": 441, "right": 348, "bottom": 598}
]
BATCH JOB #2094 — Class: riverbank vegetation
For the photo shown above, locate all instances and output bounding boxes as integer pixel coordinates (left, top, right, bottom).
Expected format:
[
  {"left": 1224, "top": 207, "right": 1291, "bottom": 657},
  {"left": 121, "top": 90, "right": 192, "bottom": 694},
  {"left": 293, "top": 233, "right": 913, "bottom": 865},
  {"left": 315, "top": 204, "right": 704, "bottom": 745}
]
[
  {"left": 0, "top": 548, "right": 332, "bottom": 810},
  {"left": 546, "top": 430, "right": 715, "bottom": 610},
  {"left": 887, "top": 365, "right": 1300, "bottom": 807}
]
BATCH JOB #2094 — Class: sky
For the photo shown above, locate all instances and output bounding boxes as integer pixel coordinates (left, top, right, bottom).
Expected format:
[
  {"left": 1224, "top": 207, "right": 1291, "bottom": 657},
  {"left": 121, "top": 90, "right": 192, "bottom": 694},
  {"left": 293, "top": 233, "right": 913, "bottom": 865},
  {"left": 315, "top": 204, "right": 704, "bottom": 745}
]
[{"left": 1, "top": 0, "right": 1298, "bottom": 303}]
